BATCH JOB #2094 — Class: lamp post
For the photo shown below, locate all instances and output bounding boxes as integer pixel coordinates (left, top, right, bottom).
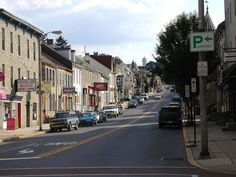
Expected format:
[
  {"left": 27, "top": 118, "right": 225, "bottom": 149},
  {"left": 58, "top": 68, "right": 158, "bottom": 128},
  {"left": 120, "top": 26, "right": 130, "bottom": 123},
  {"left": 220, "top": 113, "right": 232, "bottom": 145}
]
[{"left": 38, "top": 30, "right": 62, "bottom": 131}]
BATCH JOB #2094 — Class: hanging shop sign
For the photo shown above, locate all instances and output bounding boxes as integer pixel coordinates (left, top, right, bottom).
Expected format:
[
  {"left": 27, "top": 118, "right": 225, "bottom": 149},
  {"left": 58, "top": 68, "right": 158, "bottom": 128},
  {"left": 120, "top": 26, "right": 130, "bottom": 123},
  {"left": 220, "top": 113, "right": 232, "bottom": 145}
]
[
  {"left": 94, "top": 82, "right": 108, "bottom": 91},
  {"left": 63, "top": 87, "right": 75, "bottom": 94},
  {"left": 17, "top": 79, "right": 36, "bottom": 92}
]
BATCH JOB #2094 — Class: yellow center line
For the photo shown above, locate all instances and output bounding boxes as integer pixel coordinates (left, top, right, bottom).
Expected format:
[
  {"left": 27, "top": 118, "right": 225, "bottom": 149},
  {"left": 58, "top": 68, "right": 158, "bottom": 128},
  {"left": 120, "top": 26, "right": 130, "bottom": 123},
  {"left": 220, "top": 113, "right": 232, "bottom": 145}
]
[{"left": 38, "top": 100, "right": 160, "bottom": 159}]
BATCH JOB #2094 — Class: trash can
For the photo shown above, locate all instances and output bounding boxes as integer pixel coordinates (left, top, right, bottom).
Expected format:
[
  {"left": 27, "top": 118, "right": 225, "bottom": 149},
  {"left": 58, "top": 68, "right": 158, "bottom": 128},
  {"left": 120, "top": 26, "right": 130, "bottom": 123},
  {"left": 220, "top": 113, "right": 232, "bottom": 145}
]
[{"left": 7, "top": 118, "right": 15, "bottom": 130}]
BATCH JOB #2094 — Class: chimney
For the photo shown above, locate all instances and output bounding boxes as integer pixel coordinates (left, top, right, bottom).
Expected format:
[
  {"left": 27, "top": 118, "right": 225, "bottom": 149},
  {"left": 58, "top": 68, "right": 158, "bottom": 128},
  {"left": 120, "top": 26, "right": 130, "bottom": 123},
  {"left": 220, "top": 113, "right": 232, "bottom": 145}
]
[
  {"left": 94, "top": 52, "right": 98, "bottom": 56},
  {"left": 46, "top": 39, "right": 54, "bottom": 45},
  {"left": 71, "top": 50, "right": 75, "bottom": 62}
]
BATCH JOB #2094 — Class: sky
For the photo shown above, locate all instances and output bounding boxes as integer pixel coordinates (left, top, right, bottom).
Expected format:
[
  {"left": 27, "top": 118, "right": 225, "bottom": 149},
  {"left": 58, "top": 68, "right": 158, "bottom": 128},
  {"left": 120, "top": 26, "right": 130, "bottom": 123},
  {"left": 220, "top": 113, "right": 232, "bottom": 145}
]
[{"left": 0, "top": 0, "right": 224, "bottom": 66}]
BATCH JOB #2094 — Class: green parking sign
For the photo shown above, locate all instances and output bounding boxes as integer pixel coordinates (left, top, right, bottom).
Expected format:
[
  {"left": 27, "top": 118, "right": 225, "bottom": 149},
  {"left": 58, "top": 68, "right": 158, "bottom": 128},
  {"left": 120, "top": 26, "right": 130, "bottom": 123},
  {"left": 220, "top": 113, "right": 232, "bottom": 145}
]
[{"left": 190, "top": 32, "right": 214, "bottom": 52}]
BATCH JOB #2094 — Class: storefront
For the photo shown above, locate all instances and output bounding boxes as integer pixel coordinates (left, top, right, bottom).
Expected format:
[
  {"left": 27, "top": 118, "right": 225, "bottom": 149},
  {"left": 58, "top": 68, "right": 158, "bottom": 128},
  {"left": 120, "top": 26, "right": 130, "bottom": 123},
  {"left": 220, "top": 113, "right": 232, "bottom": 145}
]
[{"left": 1, "top": 94, "right": 22, "bottom": 130}]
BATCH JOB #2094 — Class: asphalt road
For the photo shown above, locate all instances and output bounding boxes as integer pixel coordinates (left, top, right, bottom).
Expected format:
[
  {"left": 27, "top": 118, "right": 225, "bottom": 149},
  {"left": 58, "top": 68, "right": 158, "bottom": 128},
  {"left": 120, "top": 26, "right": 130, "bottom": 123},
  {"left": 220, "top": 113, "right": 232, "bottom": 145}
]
[{"left": 0, "top": 92, "right": 235, "bottom": 177}]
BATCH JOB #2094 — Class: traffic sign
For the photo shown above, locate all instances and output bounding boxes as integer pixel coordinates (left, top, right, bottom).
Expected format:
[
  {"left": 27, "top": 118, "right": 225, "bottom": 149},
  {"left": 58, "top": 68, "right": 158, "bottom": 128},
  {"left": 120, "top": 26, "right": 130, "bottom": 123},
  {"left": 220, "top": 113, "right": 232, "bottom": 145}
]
[
  {"left": 191, "top": 78, "right": 197, "bottom": 93},
  {"left": 224, "top": 52, "right": 236, "bottom": 62},
  {"left": 190, "top": 32, "right": 214, "bottom": 52},
  {"left": 197, "top": 61, "right": 208, "bottom": 76}
]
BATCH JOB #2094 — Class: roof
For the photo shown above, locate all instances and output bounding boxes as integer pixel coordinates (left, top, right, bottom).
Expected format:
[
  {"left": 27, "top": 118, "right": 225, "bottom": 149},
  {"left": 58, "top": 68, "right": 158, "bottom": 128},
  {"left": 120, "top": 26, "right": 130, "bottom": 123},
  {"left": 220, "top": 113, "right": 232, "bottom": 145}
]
[
  {"left": 204, "top": 8, "right": 216, "bottom": 31},
  {"left": 0, "top": 9, "right": 43, "bottom": 36},
  {"left": 90, "top": 55, "right": 112, "bottom": 70},
  {"left": 42, "top": 43, "right": 72, "bottom": 71}
]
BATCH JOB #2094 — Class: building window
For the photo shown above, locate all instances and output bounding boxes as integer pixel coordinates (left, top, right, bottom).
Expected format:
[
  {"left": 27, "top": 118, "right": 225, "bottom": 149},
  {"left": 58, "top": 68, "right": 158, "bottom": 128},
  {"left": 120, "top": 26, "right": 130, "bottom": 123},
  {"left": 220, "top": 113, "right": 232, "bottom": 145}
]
[
  {"left": 18, "top": 35, "right": 21, "bottom": 56},
  {"left": 33, "top": 42, "right": 36, "bottom": 60},
  {"left": 28, "top": 70, "right": 30, "bottom": 78},
  {"left": 2, "top": 64, "right": 5, "bottom": 87},
  {"left": 18, "top": 68, "right": 21, "bottom": 79},
  {"left": 33, "top": 72, "right": 36, "bottom": 79},
  {"left": 52, "top": 70, "right": 55, "bottom": 86},
  {"left": 27, "top": 39, "right": 30, "bottom": 59},
  {"left": 2, "top": 28, "right": 5, "bottom": 51},
  {"left": 10, "top": 32, "right": 13, "bottom": 53},
  {"left": 10, "top": 66, "right": 13, "bottom": 88},
  {"left": 33, "top": 103, "right": 37, "bottom": 120}
]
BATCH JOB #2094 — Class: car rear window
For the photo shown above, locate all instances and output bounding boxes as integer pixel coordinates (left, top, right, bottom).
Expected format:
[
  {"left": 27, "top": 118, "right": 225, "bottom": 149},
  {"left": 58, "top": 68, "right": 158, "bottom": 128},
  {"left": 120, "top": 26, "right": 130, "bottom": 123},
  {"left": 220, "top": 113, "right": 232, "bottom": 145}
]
[
  {"left": 55, "top": 112, "right": 69, "bottom": 118},
  {"left": 104, "top": 105, "right": 116, "bottom": 109},
  {"left": 161, "top": 107, "right": 179, "bottom": 113}
]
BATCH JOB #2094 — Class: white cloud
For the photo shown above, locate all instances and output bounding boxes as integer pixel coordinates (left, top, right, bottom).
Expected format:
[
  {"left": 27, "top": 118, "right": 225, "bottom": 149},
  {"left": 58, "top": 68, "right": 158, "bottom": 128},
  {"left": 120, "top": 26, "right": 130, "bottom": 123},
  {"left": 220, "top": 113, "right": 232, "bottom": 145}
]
[{"left": 0, "top": 0, "right": 225, "bottom": 65}]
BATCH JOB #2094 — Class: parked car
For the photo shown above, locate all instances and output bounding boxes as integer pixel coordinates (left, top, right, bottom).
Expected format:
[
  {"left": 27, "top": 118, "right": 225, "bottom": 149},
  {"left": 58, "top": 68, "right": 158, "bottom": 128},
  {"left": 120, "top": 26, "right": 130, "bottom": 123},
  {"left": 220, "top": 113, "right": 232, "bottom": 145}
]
[
  {"left": 134, "top": 95, "right": 144, "bottom": 104},
  {"left": 79, "top": 112, "right": 97, "bottom": 126},
  {"left": 49, "top": 111, "right": 79, "bottom": 132},
  {"left": 158, "top": 105, "right": 182, "bottom": 128},
  {"left": 86, "top": 111, "right": 100, "bottom": 122},
  {"left": 97, "top": 111, "right": 107, "bottom": 123},
  {"left": 128, "top": 99, "right": 138, "bottom": 108},
  {"left": 168, "top": 101, "right": 181, "bottom": 107},
  {"left": 172, "top": 95, "right": 181, "bottom": 103},
  {"left": 155, "top": 93, "right": 162, "bottom": 100},
  {"left": 103, "top": 104, "right": 119, "bottom": 118},
  {"left": 117, "top": 103, "right": 124, "bottom": 116},
  {"left": 140, "top": 93, "right": 149, "bottom": 101}
]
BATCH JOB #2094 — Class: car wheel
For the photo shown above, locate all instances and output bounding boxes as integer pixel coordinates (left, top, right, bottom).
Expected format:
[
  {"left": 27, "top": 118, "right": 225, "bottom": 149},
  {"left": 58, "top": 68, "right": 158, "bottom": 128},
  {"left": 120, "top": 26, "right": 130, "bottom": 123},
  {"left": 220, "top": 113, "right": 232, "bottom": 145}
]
[
  {"left": 74, "top": 122, "right": 79, "bottom": 130},
  {"left": 67, "top": 123, "right": 72, "bottom": 131},
  {"left": 50, "top": 128, "right": 55, "bottom": 132}
]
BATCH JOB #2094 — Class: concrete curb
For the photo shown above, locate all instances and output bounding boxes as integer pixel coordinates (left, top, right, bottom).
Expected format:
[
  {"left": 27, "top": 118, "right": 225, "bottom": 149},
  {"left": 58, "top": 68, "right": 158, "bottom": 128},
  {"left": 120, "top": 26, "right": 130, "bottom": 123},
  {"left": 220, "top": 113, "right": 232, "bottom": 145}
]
[{"left": 183, "top": 127, "right": 208, "bottom": 170}]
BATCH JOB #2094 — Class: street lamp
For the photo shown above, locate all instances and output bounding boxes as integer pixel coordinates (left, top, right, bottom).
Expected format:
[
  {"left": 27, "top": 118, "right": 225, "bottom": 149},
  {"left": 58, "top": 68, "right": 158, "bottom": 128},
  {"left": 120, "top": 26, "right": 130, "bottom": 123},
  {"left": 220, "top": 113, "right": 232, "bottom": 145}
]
[{"left": 38, "top": 30, "right": 62, "bottom": 131}]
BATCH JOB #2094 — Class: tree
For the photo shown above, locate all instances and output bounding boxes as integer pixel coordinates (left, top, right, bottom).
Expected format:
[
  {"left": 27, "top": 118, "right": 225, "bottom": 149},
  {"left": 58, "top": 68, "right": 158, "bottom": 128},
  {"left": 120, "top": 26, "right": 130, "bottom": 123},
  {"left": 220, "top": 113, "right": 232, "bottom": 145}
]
[
  {"left": 55, "top": 36, "right": 69, "bottom": 48},
  {"left": 153, "top": 12, "right": 198, "bottom": 95}
]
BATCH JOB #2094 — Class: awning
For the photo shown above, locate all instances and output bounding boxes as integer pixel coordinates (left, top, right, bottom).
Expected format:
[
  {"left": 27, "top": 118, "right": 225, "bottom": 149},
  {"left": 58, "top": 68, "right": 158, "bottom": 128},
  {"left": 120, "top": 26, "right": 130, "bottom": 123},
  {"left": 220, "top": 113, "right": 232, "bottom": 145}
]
[{"left": 0, "top": 89, "right": 6, "bottom": 100}]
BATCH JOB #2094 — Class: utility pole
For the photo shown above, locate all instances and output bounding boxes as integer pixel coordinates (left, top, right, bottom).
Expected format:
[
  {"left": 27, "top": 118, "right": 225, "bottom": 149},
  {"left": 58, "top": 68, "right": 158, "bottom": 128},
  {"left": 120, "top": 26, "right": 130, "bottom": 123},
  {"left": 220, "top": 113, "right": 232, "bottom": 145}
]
[{"left": 198, "top": 0, "right": 209, "bottom": 157}]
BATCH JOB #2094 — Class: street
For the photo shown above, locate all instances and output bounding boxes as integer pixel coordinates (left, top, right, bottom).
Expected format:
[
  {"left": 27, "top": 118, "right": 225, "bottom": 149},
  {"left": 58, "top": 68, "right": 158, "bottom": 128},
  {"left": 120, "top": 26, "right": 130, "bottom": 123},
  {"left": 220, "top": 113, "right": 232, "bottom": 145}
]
[{"left": 0, "top": 92, "right": 234, "bottom": 177}]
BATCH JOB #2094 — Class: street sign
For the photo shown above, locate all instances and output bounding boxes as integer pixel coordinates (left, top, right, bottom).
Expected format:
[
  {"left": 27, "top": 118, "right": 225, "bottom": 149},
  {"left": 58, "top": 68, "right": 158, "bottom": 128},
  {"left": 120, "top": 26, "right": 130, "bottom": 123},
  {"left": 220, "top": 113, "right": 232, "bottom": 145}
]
[
  {"left": 191, "top": 78, "right": 197, "bottom": 93},
  {"left": 224, "top": 52, "right": 236, "bottom": 62},
  {"left": 190, "top": 32, "right": 214, "bottom": 52},
  {"left": 197, "top": 61, "right": 208, "bottom": 76},
  {"left": 185, "top": 85, "right": 190, "bottom": 98}
]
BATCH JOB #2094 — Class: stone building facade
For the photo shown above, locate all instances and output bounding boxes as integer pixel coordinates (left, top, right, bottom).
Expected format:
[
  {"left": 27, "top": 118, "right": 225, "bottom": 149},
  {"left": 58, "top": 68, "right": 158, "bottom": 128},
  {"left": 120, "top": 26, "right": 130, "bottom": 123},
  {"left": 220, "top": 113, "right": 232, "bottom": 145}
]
[{"left": 0, "top": 9, "right": 43, "bottom": 129}]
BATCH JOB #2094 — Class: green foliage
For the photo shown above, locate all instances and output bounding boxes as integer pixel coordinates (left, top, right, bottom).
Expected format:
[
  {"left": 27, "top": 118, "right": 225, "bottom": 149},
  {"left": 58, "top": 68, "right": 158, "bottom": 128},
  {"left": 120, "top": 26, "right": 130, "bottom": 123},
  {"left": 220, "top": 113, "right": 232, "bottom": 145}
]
[
  {"left": 55, "top": 36, "right": 69, "bottom": 48},
  {"left": 153, "top": 12, "right": 199, "bottom": 95}
]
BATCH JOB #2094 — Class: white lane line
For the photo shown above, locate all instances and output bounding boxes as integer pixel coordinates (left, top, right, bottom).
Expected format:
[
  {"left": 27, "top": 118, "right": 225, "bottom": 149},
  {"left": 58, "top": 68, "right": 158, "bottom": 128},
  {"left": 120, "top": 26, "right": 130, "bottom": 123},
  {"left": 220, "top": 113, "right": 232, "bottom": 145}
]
[{"left": 0, "top": 156, "right": 39, "bottom": 161}]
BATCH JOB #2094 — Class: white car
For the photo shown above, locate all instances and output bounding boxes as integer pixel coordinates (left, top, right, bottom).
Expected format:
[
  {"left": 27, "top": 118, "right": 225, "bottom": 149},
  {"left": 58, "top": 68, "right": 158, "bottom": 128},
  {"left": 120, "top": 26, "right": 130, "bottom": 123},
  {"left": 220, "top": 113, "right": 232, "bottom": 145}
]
[
  {"left": 140, "top": 93, "right": 149, "bottom": 101},
  {"left": 155, "top": 93, "right": 162, "bottom": 99},
  {"left": 103, "top": 104, "right": 119, "bottom": 118}
]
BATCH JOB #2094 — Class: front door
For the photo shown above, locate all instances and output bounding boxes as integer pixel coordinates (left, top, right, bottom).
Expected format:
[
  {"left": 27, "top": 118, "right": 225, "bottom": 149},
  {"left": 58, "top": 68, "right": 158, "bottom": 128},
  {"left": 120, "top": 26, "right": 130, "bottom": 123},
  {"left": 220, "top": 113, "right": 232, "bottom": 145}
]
[
  {"left": 26, "top": 102, "right": 30, "bottom": 127},
  {"left": 18, "top": 103, "right": 21, "bottom": 128}
]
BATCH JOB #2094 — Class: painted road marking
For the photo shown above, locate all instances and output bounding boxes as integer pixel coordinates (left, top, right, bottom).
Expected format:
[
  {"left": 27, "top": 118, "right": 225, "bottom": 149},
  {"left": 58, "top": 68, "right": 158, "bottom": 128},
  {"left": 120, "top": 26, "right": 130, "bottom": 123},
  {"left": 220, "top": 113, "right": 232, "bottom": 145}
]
[
  {"left": 0, "top": 101, "right": 161, "bottom": 161},
  {"left": 18, "top": 149, "right": 34, "bottom": 154},
  {"left": 45, "top": 142, "right": 76, "bottom": 146}
]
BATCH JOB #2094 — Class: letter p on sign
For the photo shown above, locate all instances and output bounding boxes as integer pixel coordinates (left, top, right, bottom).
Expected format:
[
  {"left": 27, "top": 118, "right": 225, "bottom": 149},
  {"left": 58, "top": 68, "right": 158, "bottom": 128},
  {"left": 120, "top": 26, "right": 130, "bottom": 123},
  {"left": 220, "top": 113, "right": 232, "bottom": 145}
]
[{"left": 193, "top": 36, "right": 203, "bottom": 48}]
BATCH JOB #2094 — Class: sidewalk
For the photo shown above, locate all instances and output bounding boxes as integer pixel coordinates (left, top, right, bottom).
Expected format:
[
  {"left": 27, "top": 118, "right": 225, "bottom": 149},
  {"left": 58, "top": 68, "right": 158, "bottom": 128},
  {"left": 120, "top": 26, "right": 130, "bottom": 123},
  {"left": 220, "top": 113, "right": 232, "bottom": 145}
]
[
  {"left": 184, "top": 121, "right": 236, "bottom": 174},
  {"left": 0, "top": 124, "right": 49, "bottom": 143}
]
